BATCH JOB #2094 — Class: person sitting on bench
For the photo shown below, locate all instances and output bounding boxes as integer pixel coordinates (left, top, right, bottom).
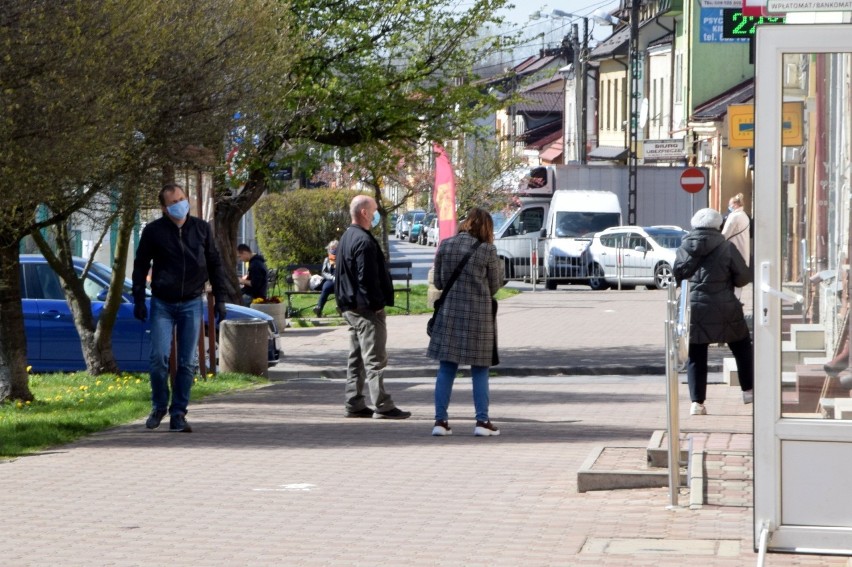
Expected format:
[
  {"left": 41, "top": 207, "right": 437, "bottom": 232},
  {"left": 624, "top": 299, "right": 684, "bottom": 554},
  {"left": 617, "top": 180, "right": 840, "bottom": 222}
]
[{"left": 313, "top": 240, "right": 337, "bottom": 317}]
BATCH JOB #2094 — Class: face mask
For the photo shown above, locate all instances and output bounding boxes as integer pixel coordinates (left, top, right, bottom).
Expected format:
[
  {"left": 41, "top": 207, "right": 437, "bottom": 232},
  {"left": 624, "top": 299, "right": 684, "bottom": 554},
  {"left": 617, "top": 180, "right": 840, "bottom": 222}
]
[
  {"left": 167, "top": 200, "right": 190, "bottom": 220},
  {"left": 728, "top": 206, "right": 734, "bottom": 213},
  {"left": 371, "top": 210, "right": 381, "bottom": 228}
]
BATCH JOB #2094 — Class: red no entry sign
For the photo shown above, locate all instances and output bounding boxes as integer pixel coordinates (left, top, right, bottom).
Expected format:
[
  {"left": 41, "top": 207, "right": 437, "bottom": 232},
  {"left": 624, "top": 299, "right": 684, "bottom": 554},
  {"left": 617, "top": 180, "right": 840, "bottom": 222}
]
[{"left": 680, "top": 167, "right": 705, "bottom": 194}]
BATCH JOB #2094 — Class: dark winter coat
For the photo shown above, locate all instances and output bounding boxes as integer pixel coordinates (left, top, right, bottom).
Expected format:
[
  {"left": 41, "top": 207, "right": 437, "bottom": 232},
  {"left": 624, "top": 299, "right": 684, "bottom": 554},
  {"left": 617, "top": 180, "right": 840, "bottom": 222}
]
[
  {"left": 673, "top": 227, "right": 752, "bottom": 344},
  {"left": 132, "top": 214, "right": 227, "bottom": 304},
  {"left": 335, "top": 224, "right": 394, "bottom": 312},
  {"left": 242, "top": 254, "right": 268, "bottom": 300},
  {"left": 427, "top": 232, "right": 504, "bottom": 367}
]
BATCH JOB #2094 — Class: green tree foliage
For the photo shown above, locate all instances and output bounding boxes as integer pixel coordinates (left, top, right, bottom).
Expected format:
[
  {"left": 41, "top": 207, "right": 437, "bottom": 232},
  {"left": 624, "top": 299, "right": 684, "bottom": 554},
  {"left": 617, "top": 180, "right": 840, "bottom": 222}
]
[
  {"left": 254, "top": 189, "right": 360, "bottom": 269},
  {"left": 212, "top": 0, "right": 517, "bottom": 290}
]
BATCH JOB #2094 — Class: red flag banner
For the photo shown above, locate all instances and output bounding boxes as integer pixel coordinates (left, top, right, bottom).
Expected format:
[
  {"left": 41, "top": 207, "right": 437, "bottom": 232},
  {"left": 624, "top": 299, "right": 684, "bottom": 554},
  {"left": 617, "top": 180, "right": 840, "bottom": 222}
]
[{"left": 433, "top": 143, "right": 457, "bottom": 245}]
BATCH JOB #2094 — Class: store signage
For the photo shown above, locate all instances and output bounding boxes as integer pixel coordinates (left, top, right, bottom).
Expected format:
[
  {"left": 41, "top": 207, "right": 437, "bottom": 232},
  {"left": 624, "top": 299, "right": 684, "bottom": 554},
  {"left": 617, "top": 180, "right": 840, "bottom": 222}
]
[
  {"left": 727, "top": 101, "right": 804, "bottom": 148},
  {"left": 642, "top": 139, "right": 685, "bottom": 162},
  {"left": 767, "top": 0, "right": 852, "bottom": 11},
  {"left": 700, "top": 8, "right": 750, "bottom": 42}
]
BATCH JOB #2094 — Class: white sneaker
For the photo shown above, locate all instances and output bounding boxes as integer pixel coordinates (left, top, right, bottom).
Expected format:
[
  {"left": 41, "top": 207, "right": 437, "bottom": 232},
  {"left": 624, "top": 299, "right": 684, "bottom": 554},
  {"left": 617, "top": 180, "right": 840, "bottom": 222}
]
[
  {"left": 474, "top": 420, "right": 500, "bottom": 436},
  {"left": 690, "top": 402, "right": 707, "bottom": 415},
  {"left": 742, "top": 390, "right": 754, "bottom": 404},
  {"left": 431, "top": 420, "right": 452, "bottom": 436}
]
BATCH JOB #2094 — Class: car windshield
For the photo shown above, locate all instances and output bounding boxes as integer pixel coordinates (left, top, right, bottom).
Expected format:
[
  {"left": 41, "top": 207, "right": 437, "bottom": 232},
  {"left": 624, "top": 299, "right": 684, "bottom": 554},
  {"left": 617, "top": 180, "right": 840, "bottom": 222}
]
[
  {"left": 491, "top": 212, "right": 508, "bottom": 233},
  {"left": 555, "top": 212, "right": 621, "bottom": 238},
  {"left": 412, "top": 212, "right": 426, "bottom": 223},
  {"left": 644, "top": 228, "right": 686, "bottom": 249}
]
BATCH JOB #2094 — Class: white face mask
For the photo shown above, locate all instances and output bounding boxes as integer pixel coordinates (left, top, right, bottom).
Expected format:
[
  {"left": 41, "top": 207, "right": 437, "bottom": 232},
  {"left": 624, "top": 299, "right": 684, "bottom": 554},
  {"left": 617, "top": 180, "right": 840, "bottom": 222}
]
[{"left": 371, "top": 210, "right": 381, "bottom": 228}]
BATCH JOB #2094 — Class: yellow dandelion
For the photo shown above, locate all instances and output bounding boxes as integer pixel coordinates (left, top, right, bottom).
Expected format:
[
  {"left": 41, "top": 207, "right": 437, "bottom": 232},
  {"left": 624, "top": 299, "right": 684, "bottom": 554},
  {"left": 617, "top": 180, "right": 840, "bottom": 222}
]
[
  {"left": 96, "top": 380, "right": 102, "bottom": 386},
  {"left": 135, "top": 378, "right": 142, "bottom": 384},
  {"left": 207, "top": 373, "right": 213, "bottom": 378},
  {"left": 79, "top": 385, "right": 87, "bottom": 391},
  {"left": 16, "top": 401, "right": 23, "bottom": 409},
  {"left": 26, "top": 365, "right": 32, "bottom": 373},
  {"left": 107, "top": 385, "right": 114, "bottom": 391},
  {"left": 25, "top": 400, "right": 31, "bottom": 405}
]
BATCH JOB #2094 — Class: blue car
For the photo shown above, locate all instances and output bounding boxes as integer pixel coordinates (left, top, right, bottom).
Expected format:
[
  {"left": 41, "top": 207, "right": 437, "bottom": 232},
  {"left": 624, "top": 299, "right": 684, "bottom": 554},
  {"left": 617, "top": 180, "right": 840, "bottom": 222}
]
[{"left": 18, "top": 255, "right": 280, "bottom": 373}]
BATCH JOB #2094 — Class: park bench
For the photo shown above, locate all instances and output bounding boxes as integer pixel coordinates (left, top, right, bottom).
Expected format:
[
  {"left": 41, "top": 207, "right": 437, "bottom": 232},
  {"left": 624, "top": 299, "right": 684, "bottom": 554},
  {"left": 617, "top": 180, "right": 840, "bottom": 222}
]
[{"left": 282, "top": 260, "right": 412, "bottom": 317}]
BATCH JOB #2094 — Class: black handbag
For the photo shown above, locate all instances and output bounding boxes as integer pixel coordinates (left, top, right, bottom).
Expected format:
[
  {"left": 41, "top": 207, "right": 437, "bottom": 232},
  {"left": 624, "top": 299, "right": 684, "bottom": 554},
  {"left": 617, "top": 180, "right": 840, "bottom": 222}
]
[{"left": 427, "top": 241, "right": 481, "bottom": 337}]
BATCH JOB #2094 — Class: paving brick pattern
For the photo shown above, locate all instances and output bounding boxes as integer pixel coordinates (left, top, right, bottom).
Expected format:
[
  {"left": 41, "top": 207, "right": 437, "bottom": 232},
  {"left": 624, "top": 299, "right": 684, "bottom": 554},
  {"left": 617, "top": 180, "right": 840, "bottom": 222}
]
[{"left": 3, "top": 287, "right": 850, "bottom": 566}]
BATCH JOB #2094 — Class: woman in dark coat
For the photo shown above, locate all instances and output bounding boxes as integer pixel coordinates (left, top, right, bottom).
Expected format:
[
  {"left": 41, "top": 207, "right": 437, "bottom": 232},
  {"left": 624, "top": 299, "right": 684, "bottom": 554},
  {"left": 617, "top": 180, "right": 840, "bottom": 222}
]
[
  {"left": 673, "top": 207, "right": 754, "bottom": 415},
  {"left": 427, "top": 208, "right": 504, "bottom": 436}
]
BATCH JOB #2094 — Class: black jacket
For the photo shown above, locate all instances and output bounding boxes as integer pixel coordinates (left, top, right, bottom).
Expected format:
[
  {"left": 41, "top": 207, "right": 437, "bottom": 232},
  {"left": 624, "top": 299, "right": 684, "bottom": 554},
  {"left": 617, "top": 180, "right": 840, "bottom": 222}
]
[
  {"left": 673, "top": 228, "right": 751, "bottom": 344},
  {"left": 132, "top": 214, "right": 227, "bottom": 304},
  {"left": 241, "top": 254, "right": 268, "bottom": 300},
  {"left": 334, "top": 224, "right": 394, "bottom": 312}
]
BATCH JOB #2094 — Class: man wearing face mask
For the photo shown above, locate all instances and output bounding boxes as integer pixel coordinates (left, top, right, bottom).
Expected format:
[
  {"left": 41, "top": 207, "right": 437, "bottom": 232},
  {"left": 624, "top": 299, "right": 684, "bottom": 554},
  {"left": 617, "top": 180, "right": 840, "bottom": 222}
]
[
  {"left": 335, "top": 195, "right": 411, "bottom": 419},
  {"left": 131, "top": 183, "right": 228, "bottom": 433}
]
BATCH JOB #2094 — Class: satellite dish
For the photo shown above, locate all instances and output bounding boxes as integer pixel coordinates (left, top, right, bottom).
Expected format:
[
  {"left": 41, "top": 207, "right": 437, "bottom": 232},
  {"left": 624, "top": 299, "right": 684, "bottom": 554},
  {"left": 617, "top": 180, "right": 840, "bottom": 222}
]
[{"left": 639, "top": 98, "right": 649, "bottom": 129}]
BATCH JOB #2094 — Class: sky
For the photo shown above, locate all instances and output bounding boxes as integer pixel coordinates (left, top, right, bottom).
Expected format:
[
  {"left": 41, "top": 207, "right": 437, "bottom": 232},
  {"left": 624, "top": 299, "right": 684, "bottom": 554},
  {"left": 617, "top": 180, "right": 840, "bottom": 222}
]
[{"left": 497, "top": 0, "right": 621, "bottom": 54}]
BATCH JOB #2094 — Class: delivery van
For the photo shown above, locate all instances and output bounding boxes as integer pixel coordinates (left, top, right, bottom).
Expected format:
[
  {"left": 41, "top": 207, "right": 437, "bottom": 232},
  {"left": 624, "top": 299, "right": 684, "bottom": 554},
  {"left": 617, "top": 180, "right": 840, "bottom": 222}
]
[{"left": 541, "top": 190, "right": 622, "bottom": 290}]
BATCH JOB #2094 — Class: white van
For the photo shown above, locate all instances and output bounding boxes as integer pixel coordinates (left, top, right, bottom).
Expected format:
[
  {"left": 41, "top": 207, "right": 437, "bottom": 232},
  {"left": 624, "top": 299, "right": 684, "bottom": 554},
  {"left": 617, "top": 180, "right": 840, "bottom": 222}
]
[{"left": 541, "top": 190, "right": 622, "bottom": 290}]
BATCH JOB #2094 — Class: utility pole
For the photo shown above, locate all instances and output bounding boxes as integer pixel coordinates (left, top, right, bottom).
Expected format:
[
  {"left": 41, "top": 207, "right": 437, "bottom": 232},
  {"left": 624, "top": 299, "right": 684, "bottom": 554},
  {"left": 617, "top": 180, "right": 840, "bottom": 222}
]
[{"left": 627, "top": 0, "right": 641, "bottom": 225}]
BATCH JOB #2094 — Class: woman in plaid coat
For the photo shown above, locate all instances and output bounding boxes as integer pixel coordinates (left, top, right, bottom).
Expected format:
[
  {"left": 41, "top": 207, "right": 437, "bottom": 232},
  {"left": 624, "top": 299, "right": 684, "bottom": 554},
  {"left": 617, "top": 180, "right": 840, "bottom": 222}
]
[{"left": 427, "top": 208, "right": 504, "bottom": 437}]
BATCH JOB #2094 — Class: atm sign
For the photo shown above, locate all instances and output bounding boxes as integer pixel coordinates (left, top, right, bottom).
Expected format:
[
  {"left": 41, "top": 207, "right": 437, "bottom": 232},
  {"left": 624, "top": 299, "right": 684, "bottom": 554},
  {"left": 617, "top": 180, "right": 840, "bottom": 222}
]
[{"left": 721, "top": 9, "right": 785, "bottom": 38}]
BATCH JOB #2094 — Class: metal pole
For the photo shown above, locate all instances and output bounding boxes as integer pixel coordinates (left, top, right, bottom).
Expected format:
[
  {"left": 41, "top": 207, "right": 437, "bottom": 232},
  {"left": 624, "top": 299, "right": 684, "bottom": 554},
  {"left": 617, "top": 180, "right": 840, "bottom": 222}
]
[
  {"left": 665, "top": 282, "right": 682, "bottom": 507},
  {"left": 580, "top": 17, "right": 588, "bottom": 164}
]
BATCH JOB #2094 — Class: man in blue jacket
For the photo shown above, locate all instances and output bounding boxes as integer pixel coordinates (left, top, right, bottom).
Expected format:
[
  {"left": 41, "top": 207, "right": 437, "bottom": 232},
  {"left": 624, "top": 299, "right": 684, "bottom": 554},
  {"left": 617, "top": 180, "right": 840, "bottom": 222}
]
[
  {"left": 335, "top": 195, "right": 410, "bottom": 419},
  {"left": 132, "top": 183, "right": 228, "bottom": 433}
]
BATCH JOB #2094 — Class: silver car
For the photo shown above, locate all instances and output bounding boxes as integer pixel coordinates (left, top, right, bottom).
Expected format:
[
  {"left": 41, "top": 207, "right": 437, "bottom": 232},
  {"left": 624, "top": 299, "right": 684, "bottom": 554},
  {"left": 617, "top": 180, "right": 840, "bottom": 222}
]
[{"left": 587, "top": 226, "right": 687, "bottom": 290}]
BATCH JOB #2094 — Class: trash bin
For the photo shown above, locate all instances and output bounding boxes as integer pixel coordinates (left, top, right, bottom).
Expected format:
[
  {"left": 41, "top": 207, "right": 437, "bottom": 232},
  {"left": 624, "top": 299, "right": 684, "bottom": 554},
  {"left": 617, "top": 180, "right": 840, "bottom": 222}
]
[
  {"left": 292, "top": 267, "right": 311, "bottom": 292},
  {"left": 218, "top": 319, "right": 269, "bottom": 377}
]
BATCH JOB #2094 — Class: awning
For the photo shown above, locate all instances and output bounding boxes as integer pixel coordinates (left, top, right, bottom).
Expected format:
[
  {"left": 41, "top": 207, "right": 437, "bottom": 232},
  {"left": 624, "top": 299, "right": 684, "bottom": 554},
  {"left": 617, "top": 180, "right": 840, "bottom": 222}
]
[
  {"left": 539, "top": 141, "right": 563, "bottom": 162},
  {"left": 588, "top": 146, "right": 627, "bottom": 161}
]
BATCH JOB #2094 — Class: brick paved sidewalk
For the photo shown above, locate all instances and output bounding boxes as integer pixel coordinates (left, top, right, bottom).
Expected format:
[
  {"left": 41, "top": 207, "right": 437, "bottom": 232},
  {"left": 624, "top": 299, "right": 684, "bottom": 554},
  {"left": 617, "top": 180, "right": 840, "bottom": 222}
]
[{"left": 1, "top": 374, "right": 847, "bottom": 566}]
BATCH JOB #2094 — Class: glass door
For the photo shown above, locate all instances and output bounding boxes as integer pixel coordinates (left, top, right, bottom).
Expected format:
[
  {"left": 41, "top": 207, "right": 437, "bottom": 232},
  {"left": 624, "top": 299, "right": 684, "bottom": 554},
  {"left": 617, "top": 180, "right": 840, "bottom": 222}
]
[{"left": 754, "top": 25, "right": 852, "bottom": 555}]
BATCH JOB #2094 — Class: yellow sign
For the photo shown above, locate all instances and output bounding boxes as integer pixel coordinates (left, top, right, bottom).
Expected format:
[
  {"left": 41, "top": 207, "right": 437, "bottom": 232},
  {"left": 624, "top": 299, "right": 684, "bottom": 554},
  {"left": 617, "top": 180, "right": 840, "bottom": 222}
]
[{"left": 727, "top": 102, "right": 804, "bottom": 148}]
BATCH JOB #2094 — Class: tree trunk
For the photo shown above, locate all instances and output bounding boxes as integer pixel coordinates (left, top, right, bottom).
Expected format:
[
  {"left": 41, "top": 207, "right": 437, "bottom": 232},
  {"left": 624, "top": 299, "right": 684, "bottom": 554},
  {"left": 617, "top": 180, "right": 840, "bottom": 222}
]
[
  {"left": 214, "top": 156, "right": 275, "bottom": 304},
  {"left": 0, "top": 240, "right": 33, "bottom": 401}
]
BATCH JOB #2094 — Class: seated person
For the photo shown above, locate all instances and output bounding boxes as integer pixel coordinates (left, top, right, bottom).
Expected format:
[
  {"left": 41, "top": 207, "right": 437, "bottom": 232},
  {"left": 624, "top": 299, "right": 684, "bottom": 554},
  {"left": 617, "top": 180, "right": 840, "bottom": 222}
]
[
  {"left": 313, "top": 240, "right": 337, "bottom": 317},
  {"left": 237, "top": 244, "right": 268, "bottom": 306}
]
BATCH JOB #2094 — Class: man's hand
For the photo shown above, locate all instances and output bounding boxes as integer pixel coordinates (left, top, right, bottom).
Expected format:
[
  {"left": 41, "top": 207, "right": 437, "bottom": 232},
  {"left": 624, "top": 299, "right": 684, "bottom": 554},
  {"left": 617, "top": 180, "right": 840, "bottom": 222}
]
[
  {"left": 215, "top": 302, "right": 227, "bottom": 322},
  {"left": 133, "top": 301, "right": 148, "bottom": 322}
]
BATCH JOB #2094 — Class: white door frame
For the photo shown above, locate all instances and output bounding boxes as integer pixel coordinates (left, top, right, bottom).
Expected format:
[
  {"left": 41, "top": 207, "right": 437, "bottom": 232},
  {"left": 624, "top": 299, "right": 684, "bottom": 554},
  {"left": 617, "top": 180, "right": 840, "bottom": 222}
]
[{"left": 754, "top": 24, "right": 852, "bottom": 555}]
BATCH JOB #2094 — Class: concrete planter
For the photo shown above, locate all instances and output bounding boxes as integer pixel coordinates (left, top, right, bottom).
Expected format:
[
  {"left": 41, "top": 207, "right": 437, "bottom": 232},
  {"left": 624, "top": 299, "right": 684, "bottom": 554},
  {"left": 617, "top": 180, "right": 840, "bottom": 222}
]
[{"left": 252, "top": 302, "right": 287, "bottom": 333}]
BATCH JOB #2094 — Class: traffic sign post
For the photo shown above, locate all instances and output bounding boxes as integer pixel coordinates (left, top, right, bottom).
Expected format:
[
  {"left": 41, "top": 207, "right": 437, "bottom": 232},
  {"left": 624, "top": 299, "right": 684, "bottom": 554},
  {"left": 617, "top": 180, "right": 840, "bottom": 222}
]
[{"left": 679, "top": 167, "right": 706, "bottom": 193}]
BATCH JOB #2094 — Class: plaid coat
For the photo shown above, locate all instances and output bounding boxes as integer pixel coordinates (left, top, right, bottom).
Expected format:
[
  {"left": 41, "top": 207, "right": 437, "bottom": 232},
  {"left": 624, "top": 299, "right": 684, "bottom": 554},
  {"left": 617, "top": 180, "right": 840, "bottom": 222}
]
[{"left": 427, "top": 232, "right": 504, "bottom": 366}]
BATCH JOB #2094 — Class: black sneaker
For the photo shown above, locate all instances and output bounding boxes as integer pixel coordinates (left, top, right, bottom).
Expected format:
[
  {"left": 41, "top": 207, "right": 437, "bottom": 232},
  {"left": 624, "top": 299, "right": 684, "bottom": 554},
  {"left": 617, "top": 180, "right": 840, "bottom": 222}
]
[
  {"left": 169, "top": 414, "right": 192, "bottom": 433},
  {"left": 344, "top": 407, "right": 374, "bottom": 418},
  {"left": 373, "top": 407, "right": 412, "bottom": 420},
  {"left": 145, "top": 408, "right": 167, "bottom": 429},
  {"left": 474, "top": 420, "right": 500, "bottom": 436},
  {"left": 313, "top": 306, "right": 322, "bottom": 317}
]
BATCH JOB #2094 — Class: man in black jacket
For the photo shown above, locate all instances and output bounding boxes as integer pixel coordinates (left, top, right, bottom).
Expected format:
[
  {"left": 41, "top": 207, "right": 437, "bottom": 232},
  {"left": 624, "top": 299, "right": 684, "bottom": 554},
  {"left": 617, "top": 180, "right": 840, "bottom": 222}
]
[
  {"left": 335, "top": 195, "right": 410, "bottom": 419},
  {"left": 237, "top": 243, "right": 268, "bottom": 306},
  {"left": 132, "top": 183, "right": 228, "bottom": 433}
]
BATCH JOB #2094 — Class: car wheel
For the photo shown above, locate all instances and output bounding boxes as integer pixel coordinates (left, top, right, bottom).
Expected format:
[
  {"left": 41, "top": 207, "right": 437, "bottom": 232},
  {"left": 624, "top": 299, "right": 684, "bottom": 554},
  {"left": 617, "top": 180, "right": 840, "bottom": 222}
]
[
  {"left": 588, "top": 264, "right": 609, "bottom": 290},
  {"left": 654, "top": 263, "right": 674, "bottom": 290}
]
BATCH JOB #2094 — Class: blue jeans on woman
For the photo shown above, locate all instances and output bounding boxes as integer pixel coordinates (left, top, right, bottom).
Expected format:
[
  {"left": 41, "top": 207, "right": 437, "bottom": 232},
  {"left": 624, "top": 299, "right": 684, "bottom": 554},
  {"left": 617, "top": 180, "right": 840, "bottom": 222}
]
[
  {"left": 434, "top": 360, "right": 490, "bottom": 422},
  {"left": 148, "top": 296, "right": 203, "bottom": 416}
]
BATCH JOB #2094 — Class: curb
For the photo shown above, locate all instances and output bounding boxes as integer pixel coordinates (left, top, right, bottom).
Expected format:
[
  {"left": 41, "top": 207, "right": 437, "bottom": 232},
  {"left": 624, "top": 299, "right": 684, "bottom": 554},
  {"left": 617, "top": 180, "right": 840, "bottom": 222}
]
[{"left": 267, "top": 363, "right": 723, "bottom": 381}]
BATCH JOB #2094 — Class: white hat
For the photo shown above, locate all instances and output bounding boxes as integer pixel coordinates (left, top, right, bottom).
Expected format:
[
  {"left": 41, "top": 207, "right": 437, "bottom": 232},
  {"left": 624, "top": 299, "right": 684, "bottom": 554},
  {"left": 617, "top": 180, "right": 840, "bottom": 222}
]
[{"left": 691, "top": 208, "right": 723, "bottom": 229}]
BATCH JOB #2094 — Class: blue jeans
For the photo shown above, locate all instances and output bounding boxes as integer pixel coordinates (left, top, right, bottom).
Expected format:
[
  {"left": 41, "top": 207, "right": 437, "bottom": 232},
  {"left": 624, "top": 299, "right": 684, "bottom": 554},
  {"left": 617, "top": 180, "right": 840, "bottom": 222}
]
[
  {"left": 434, "top": 361, "right": 490, "bottom": 422},
  {"left": 148, "top": 296, "right": 203, "bottom": 416},
  {"left": 317, "top": 279, "right": 335, "bottom": 311}
]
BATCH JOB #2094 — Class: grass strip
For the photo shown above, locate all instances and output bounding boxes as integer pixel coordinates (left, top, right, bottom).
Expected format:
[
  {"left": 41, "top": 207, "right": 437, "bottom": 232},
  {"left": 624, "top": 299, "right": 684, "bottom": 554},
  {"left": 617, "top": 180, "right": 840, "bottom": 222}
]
[{"left": 0, "top": 371, "right": 266, "bottom": 458}]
